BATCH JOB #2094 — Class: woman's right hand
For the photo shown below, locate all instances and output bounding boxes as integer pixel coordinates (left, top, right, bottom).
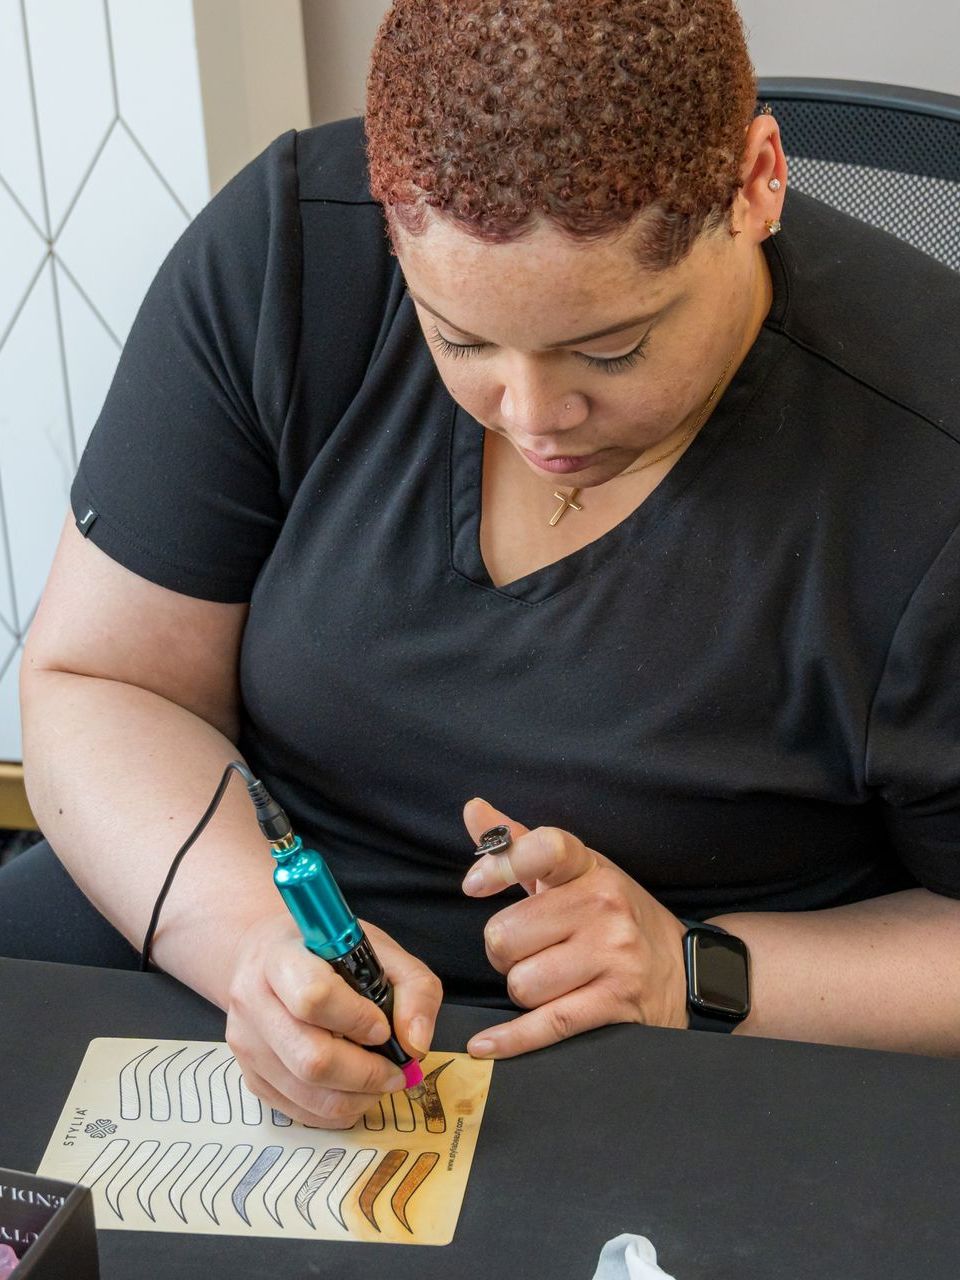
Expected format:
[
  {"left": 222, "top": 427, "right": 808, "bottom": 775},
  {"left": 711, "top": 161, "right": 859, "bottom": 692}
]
[{"left": 225, "top": 914, "right": 443, "bottom": 1128}]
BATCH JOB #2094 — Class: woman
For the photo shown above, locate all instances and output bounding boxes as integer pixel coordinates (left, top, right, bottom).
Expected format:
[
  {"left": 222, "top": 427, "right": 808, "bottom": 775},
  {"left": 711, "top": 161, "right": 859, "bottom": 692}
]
[{"left": 9, "top": 0, "right": 960, "bottom": 1127}]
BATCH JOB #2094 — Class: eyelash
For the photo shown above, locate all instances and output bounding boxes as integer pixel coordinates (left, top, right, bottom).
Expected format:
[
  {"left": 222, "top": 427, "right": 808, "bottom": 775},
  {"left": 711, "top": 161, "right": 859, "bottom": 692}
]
[{"left": 427, "top": 326, "right": 651, "bottom": 373}]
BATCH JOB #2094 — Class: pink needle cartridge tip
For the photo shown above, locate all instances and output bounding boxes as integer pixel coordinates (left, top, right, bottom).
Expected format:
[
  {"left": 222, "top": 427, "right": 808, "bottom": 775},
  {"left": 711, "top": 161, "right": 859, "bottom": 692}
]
[{"left": 402, "top": 1058, "right": 426, "bottom": 1097}]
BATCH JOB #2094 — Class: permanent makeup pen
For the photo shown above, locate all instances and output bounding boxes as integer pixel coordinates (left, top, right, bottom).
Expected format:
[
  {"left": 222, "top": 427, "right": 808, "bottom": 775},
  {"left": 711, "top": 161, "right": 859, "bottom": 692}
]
[{"left": 248, "top": 779, "right": 426, "bottom": 1098}]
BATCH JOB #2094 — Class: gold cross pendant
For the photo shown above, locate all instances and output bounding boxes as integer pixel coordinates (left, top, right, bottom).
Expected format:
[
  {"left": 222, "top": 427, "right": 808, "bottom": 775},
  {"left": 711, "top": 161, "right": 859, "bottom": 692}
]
[{"left": 549, "top": 487, "right": 583, "bottom": 526}]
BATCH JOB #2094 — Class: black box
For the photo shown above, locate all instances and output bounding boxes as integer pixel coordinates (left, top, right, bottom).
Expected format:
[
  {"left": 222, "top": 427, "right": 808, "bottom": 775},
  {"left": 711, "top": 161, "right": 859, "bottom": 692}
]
[{"left": 0, "top": 1170, "right": 99, "bottom": 1279}]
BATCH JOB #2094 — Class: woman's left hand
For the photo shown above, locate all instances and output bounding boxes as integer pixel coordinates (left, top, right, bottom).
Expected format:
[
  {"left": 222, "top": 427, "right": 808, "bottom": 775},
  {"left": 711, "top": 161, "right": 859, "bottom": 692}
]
[{"left": 461, "top": 797, "right": 690, "bottom": 1058}]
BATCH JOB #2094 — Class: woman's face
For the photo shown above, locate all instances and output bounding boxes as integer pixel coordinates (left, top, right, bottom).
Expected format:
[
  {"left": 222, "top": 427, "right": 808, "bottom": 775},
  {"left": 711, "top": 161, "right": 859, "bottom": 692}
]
[{"left": 396, "top": 209, "right": 770, "bottom": 488}]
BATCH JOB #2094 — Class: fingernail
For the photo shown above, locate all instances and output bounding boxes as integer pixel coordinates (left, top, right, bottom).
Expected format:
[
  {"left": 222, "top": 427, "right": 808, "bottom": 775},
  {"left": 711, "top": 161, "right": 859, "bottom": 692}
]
[
  {"left": 463, "top": 868, "right": 484, "bottom": 893},
  {"left": 469, "top": 1038, "right": 495, "bottom": 1058},
  {"left": 386, "top": 1072, "right": 407, "bottom": 1093},
  {"left": 408, "top": 1016, "right": 432, "bottom": 1056}
]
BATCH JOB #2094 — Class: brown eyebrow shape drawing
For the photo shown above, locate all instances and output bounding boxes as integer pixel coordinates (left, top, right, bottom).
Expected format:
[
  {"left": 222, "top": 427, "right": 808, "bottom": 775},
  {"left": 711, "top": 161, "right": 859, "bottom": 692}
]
[
  {"left": 390, "top": 1152, "right": 440, "bottom": 1233},
  {"left": 358, "top": 1149, "right": 407, "bottom": 1231},
  {"left": 415, "top": 1058, "right": 454, "bottom": 1133}
]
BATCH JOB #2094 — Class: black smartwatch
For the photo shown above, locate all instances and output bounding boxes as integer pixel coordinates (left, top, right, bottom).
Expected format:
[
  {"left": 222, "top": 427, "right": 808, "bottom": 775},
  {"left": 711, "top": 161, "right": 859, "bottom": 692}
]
[{"left": 680, "top": 920, "right": 750, "bottom": 1032}]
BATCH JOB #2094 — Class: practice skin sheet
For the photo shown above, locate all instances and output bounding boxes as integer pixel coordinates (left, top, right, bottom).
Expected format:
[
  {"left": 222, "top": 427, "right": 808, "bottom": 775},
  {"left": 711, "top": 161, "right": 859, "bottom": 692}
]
[{"left": 37, "top": 1038, "right": 492, "bottom": 1246}]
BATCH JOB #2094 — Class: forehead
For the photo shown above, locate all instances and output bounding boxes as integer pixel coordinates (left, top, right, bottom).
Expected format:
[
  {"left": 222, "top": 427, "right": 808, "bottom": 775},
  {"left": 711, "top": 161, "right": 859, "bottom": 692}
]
[{"left": 395, "top": 215, "right": 688, "bottom": 344}]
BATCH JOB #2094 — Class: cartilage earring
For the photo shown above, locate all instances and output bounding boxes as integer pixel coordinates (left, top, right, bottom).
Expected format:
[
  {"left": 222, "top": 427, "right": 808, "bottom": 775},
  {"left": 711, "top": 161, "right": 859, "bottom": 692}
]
[
  {"left": 764, "top": 218, "right": 782, "bottom": 235},
  {"left": 768, "top": 178, "right": 782, "bottom": 191}
]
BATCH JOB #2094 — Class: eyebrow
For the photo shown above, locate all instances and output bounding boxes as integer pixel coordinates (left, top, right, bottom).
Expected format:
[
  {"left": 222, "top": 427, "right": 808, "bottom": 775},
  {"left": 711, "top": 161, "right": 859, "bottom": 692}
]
[{"left": 407, "top": 290, "right": 672, "bottom": 348}]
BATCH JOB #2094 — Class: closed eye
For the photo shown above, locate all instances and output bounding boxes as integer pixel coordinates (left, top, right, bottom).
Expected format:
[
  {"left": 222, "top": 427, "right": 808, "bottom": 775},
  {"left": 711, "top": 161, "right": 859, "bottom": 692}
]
[{"left": 427, "top": 325, "right": 652, "bottom": 373}]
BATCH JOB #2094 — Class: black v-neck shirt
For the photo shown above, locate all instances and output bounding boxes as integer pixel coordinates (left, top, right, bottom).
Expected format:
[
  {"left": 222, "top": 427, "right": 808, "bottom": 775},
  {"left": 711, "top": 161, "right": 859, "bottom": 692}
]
[{"left": 72, "top": 119, "right": 960, "bottom": 1004}]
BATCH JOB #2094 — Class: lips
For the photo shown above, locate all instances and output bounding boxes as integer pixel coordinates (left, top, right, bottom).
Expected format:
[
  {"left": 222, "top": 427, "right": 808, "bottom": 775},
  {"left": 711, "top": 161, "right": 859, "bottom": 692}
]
[{"left": 519, "top": 447, "right": 601, "bottom": 474}]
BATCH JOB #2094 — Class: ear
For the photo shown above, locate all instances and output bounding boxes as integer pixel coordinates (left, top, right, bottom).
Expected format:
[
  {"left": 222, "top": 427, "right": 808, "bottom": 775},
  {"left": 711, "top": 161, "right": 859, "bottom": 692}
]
[{"left": 730, "top": 114, "right": 788, "bottom": 244}]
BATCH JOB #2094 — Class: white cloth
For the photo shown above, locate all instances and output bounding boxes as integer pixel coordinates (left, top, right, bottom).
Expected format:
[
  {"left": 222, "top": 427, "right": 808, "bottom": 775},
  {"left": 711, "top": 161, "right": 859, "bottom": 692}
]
[{"left": 591, "top": 1234, "right": 677, "bottom": 1279}]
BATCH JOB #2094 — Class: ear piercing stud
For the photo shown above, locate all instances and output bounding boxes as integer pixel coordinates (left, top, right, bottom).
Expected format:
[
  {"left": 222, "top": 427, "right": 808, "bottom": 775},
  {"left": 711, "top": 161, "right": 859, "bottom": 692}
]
[
  {"left": 764, "top": 218, "right": 782, "bottom": 235},
  {"left": 768, "top": 178, "right": 782, "bottom": 191}
]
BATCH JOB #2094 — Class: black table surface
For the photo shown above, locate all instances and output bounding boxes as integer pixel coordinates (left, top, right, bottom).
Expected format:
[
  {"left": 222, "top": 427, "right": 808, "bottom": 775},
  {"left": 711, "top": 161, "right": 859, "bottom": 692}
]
[{"left": 1, "top": 956, "right": 958, "bottom": 1279}]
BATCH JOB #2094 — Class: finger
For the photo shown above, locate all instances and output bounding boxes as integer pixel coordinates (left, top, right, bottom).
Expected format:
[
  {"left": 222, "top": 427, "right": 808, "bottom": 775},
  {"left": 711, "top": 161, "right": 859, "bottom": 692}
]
[
  {"left": 264, "top": 936, "right": 392, "bottom": 1046},
  {"left": 462, "top": 797, "right": 530, "bottom": 847},
  {"left": 464, "top": 822, "right": 596, "bottom": 897},
  {"left": 226, "top": 1007, "right": 392, "bottom": 1128},
  {"left": 481, "top": 875, "right": 624, "bottom": 972},
  {"left": 503, "top": 942, "right": 602, "bottom": 1010},
  {"left": 466, "top": 985, "right": 619, "bottom": 1060},
  {"left": 238, "top": 1058, "right": 381, "bottom": 1130},
  {"left": 259, "top": 982, "right": 408, "bottom": 1096},
  {"left": 462, "top": 797, "right": 537, "bottom": 893},
  {"left": 364, "top": 921, "right": 444, "bottom": 1059}
]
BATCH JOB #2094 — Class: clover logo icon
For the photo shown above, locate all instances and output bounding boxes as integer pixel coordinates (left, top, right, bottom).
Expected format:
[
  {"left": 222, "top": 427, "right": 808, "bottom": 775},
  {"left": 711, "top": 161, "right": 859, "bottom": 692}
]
[{"left": 84, "top": 1118, "right": 118, "bottom": 1138}]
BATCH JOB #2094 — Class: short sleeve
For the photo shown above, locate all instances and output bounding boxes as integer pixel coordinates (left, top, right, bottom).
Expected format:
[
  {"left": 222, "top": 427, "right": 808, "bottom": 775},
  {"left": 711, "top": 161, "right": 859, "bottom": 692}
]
[
  {"left": 866, "top": 521, "right": 960, "bottom": 896},
  {"left": 70, "top": 130, "right": 303, "bottom": 602}
]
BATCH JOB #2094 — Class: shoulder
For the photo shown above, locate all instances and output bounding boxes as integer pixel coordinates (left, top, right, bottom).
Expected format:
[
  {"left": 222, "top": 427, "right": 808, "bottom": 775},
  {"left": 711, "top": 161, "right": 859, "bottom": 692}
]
[
  {"left": 295, "top": 116, "right": 377, "bottom": 204},
  {"left": 767, "top": 190, "right": 960, "bottom": 440},
  {"left": 191, "top": 117, "right": 380, "bottom": 255}
]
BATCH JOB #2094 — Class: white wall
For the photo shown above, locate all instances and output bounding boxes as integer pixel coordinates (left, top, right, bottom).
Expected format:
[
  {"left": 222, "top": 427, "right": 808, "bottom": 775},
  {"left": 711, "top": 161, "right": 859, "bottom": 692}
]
[
  {"left": 737, "top": 0, "right": 960, "bottom": 98},
  {"left": 302, "top": 0, "right": 388, "bottom": 126},
  {"left": 0, "top": 0, "right": 210, "bottom": 760}
]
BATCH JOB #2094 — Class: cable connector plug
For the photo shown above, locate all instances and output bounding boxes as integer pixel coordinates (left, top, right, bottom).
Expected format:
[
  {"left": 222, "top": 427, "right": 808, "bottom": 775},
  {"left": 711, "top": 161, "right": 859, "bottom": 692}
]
[{"left": 245, "top": 777, "right": 293, "bottom": 843}]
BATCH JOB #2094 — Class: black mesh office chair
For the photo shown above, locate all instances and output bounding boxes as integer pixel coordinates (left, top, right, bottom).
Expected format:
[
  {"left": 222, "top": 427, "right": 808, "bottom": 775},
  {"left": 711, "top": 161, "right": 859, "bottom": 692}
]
[{"left": 757, "top": 78, "right": 960, "bottom": 271}]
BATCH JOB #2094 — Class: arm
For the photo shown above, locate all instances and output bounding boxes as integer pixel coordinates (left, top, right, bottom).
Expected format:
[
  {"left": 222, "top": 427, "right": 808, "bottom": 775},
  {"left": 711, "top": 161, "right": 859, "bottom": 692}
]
[
  {"left": 22, "top": 517, "right": 276, "bottom": 1008},
  {"left": 458, "top": 799, "right": 960, "bottom": 1059},
  {"left": 710, "top": 888, "right": 960, "bottom": 1055},
  {"left": 22, "top": 519, "right": 441, "bottom": 1123}
]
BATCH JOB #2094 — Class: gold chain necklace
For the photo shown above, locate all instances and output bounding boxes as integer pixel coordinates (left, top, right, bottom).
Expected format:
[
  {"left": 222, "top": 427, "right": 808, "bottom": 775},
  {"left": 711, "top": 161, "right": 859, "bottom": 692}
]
[{"left": 547, "top": 351, "right": 738, "bottom": 527}]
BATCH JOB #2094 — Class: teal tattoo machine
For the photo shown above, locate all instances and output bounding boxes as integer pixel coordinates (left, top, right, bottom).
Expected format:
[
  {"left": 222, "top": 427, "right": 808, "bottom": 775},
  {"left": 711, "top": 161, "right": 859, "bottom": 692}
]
[{"left": 139, "top": 761, "right": 426, "bottom": 1097}]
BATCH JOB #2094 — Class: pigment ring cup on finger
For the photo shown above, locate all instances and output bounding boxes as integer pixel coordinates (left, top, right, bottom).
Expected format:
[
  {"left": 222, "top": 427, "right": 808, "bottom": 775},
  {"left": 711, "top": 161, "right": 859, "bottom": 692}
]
[{"left": 475, "top": 825, "right": 513, "bottom": 857}]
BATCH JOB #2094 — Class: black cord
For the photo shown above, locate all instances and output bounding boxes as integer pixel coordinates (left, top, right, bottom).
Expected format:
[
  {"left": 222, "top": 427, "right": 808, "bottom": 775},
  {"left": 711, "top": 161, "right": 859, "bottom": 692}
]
[{"left": 139, "top": 760, "right": 256, "bottom": 972}]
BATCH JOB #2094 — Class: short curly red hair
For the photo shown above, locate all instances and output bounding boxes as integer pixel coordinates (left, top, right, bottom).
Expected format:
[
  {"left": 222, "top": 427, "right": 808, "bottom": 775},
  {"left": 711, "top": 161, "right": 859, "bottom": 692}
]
[{"left": 366, "top": 0, "right": 757, "bottom": 269}]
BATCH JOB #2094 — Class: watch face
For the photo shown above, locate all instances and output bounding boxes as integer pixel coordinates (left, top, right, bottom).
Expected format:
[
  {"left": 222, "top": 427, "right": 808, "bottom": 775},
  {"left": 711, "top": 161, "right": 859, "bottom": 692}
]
[{"left": 690, "top": 932, "right": 750, "bottom": 1016}]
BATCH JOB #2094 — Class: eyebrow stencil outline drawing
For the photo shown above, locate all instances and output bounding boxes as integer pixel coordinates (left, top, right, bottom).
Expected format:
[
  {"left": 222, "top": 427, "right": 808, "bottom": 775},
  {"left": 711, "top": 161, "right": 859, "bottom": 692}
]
[
  {"left": 231, "top": 1145, "right": 284, "bottom": 1226},
  {"left": 167, "top": 1142, "right": 223, "bottom": 1224},
  {"left": 148, "top": 1048, "right": 187, "bottom": 1121},
  {"left": 137, "top": 1141, "right": 192, "bottom": 1222},
  {"left": 363, "top": 1100, "right": 386, "bottom": 1131},
  {"left": 391, "top": 1152, "right": 440, "bottom": 1233},
  {"left": 326, "top": 1148, "right": 377, "bottom": 1230},
  {"left": 104, "top": 1139, "right": 161, "bottom": 1221},
  {"left": 391, "top": 1092, "right": 416, "bottom": 1132},
  {"left": 76, "top": 1137, "right": 130, "bottom": 1189},
  {"left": 178, "top": 1048, "right": 218, "bottom": 1123},
  {"left": 260, "top": 1145, "right": 315, "bottom": 1228},
  {"left": 238, "top": 1076, "right": 263, "bottom": 1126},
  {"left": 208, "top": 1056, "right": 234, "bottom": 1125},
  {"left": 118, "top": 1047, "right": 156, "bottom": 1120},
  {"left": 416, "top": 1058, "right": 454, "bottom": 1133},
  {"left": 358, "top": 1149, "right": 408, "bottom": 1232},
  {"left": 294, "top": 1147, "right": 346, "bottom": 1229},
  {"left": 201, "top": 1143, "right": 253, "bottom": 1225}
]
